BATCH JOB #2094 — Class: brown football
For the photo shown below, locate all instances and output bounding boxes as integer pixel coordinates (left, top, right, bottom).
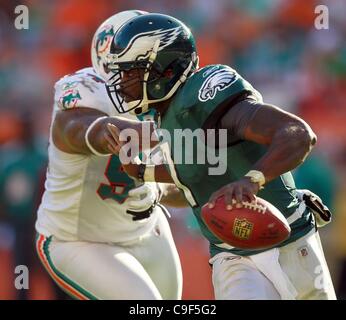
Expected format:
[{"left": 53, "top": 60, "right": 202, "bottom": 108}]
[{"left": 201, "top": 196, "right": 291, "bottom": 250}]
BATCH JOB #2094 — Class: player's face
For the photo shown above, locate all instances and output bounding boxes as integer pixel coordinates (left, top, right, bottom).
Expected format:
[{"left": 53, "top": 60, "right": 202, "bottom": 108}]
[{"left": 119, "top": 68, "right": 144, "bottom": 102}]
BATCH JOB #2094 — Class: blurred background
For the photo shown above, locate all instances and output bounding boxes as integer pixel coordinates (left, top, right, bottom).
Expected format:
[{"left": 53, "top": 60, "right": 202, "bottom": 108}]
[{"left": 0, "top": 0, "right": 346, "bottom": 300}]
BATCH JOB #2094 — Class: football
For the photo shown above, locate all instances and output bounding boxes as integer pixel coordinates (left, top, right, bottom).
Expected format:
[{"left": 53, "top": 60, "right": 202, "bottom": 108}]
[{"left": 201, "top": 196, "right": 291, "bottom": 250}]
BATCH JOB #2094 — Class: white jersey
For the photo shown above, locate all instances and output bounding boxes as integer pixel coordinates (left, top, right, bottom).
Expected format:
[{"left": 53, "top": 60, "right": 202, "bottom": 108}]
[{"left": 36, "top": 67, "right": 158, "bottom": 243}]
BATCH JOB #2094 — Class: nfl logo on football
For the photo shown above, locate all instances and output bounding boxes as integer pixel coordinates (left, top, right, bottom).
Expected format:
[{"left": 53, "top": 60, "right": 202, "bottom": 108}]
[{"left": 232, "top": 218, "right": 253, "bottom": 240}]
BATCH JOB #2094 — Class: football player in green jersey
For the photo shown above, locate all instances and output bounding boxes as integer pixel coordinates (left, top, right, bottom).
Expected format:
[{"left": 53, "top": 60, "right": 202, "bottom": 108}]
[{"left": 105, "top": 13, "right": 336, "bottom": 300}]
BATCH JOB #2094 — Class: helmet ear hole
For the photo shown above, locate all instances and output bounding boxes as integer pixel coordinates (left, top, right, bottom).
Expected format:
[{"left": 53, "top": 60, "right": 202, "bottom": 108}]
[
  {"left": 103, "top": 63, "right": 111, "bottom": 74},
  {"left": 164, "top": 69, "right": 174, "bottom": 79},
  {"left": 134, "top": 108, "right": 143, "bottom": 115}
]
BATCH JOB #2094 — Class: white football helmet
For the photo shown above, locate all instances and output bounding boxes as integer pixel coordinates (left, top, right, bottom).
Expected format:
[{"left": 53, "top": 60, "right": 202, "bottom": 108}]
[{"left": 91, "top": 10, "right": 147, "bottom": 81}]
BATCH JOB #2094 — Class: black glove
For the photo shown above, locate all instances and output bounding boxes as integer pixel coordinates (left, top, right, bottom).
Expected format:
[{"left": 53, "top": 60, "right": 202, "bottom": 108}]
[{"left": 296, "top": 189, "right": 332, "bottom": 228}]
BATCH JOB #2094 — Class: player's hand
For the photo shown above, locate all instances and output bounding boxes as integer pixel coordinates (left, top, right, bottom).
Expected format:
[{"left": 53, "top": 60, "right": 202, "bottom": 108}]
[
  {"left": 207, "top": 177, "right": 260, "bottom": 210},
  {"left": 296, "top": 189, "right": 332, "bottom": 228},
  {"left": 104, "top": 123, "right": 122, "bottom": 154},
  {"left": 127, "top": 183, "right": 161, "bottom": 211},
  {"left": 106, "top": 121, "right": 160, "bottom": 158},
  {"left": 126, "top": 183, "right": 161, "bottom": 221}
]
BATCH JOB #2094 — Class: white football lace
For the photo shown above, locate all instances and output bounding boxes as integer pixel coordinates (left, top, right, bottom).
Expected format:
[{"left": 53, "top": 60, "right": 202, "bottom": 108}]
[{"left": 234, "top": 199, "right": 267, "bottom": 214}]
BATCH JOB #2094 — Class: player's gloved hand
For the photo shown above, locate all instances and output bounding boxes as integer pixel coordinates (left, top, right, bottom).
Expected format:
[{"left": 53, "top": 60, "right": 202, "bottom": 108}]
[
  {"left": 207, "top": 177, "right": 260, "bottom": 211},
  {"left": 296, "top": 189, "right": 332, "bottom": 228},
  {"left": 126, "top": 183, "right": 162, "bottom": 221}
]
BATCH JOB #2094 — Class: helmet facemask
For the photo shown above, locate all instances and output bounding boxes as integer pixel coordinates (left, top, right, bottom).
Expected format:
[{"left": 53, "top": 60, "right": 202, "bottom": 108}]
[{"left": 106, "top": 59, "right": 151, "bottom": 114}]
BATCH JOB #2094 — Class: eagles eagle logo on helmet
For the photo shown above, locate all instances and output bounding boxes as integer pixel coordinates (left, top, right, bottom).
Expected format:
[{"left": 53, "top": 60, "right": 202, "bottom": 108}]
[{"left": 112, "top": 26, "right": 183, "bottom": 59}]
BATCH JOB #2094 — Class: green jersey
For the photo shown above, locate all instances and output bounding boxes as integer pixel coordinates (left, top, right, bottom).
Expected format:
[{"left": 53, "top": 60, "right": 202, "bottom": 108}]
[{"left": 156, "top": 64, "right": 315, "bottom": 256}]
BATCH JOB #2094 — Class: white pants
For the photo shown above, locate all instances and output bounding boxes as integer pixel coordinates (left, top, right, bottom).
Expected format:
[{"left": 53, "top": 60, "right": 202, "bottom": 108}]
[
  {"left": 36, "top": 208, "right": 182, "bottom": 300},
  {"left": 210, "top": 230, "right": 336, "bottom": 300}
]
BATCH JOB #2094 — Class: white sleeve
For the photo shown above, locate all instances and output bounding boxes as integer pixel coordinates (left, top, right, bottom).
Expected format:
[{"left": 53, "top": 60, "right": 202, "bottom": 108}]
[{"left": 53, "top": 68, "right": 113, "bottom": 115}]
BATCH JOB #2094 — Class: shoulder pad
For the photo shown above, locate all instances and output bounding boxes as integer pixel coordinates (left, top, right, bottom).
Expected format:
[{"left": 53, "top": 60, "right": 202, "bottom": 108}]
[
  {"left": 54, "top": 67, "right": 113, "bottom": 115},
  {"left": 171, "top": 65, "right": 262, "bottom": 128},
  {"left": 195, "top": 65, "right": 262, "bottom": 104}
]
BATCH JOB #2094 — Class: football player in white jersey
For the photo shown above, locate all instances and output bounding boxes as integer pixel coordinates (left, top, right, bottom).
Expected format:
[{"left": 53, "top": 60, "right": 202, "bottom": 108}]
[{"left": 35, "top": 10, "right": 186, "bottom": 300}]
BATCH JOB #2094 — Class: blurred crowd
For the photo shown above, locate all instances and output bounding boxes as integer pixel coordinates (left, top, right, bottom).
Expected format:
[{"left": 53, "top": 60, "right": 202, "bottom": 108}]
[{"left": 0, "top": 0, "right": 345, "bottom": 299}]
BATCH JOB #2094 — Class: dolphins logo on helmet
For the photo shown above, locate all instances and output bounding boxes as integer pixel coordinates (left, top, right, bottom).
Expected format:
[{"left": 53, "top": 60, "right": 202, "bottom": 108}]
[
  {"left": 91, "top": 10, "right": 148, "bottom": 81},
  {"left": 94, "top": 25, "right": 115, "bottom": 65}
]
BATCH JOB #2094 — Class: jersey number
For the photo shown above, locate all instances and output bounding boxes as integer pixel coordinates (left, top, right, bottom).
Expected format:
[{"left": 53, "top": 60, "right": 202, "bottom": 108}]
[{"left": 97, "top": 155, "right": 135, "bottom": 203}]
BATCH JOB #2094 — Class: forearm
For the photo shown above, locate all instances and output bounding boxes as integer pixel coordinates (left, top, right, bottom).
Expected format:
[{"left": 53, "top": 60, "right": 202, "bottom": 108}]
[
  {"left": 53, "top": 108, "right": 109, "bottom": 155},
  {"left": 63, "top": 117, "right": 109, "bottom": 155},
  {"left": 220, "top": 100, "right": 317, "bottom": 184},
  {"left": 251, "top": 123, "right": 316, "bottom": 182},
  {"left": 160, "top": 184, "right": 189, "bottom": 208},
  {"left": 53, "top": 108, "right": 154, "bottom": 156},
  {"left": 154, "top": 165, "right": 174, "bottom": 183},
  {"left": 122, "top": 163, "right": 174, "bottom": 183}
]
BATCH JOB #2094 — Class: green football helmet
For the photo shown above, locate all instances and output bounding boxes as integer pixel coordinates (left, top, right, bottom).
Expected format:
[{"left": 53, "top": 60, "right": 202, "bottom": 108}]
[{"left": 106, "top": 13, "right": 199, "bottom": 115}]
